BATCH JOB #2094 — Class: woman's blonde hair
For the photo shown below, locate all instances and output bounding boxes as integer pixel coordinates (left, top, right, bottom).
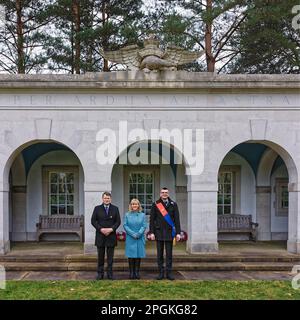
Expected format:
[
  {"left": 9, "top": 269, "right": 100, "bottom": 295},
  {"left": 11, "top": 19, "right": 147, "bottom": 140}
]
[{"left": 128, "top": 198, "right": 143, "bottom": 212}]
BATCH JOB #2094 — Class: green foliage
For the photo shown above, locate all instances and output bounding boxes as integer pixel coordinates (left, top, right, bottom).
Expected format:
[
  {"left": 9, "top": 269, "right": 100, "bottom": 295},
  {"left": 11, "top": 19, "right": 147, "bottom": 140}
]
[
  {"left": 225, "top": 0, "right": 300, "bottom": 73},
  {"left": 0, "top": 280, "right": 299, "bottom": 300},
  {"left": 45, "top": 0, "right": 144, "bottom": 73},
  {"left": 0, "top": 0, "right": 299, "bottom": 73},
  {"left": 0, "top": 0, "right": 55, "bottom": 73}
]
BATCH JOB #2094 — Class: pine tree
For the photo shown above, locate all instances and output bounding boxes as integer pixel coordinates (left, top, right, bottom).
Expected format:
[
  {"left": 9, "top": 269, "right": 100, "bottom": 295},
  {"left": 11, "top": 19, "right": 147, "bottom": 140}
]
[
  {"left": 44, "top": 0, "right": 84, "bottom": 74},
  {"left": 226, "top": 0, "right": 300, "bottom": 74},
  {"left": 148, "top": 0, "right": 248, "bottom": 72},
  {"left": 0, "top": 0, "right": 54, "bottom": 74},
  {"left": 153, "top": 0, "right": 299, "bottom": 74},
  {"left": 46, "top": 0, "right": 144, "bottom": 74}
]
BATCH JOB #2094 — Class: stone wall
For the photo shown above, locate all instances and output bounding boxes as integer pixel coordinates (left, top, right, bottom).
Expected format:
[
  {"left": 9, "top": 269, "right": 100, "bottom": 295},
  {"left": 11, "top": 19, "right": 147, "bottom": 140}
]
[{"left": 0, "top": 71, "right": 299, "bottom": 254}]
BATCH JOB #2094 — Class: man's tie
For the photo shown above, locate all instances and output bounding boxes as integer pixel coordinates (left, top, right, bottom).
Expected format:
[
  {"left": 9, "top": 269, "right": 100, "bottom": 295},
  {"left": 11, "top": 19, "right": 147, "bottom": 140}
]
[{"left": 104, "top": 205, "right": 109, "bottom": 216}]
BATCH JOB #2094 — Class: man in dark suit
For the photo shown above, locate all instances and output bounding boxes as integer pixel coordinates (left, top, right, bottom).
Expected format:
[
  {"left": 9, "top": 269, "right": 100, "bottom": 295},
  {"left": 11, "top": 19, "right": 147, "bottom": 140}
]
[
  {"left": 149, "top": 187, "right": 181, "bottom": 280},
  {"left": 91, "top": 191, "right": 121, "bottom": 280}
]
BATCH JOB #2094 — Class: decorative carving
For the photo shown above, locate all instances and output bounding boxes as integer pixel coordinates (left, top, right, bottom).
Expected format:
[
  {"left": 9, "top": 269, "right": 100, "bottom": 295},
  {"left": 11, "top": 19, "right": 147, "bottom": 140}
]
[{"left": 100, "top": 34, "right": 204, "bottom": 72}]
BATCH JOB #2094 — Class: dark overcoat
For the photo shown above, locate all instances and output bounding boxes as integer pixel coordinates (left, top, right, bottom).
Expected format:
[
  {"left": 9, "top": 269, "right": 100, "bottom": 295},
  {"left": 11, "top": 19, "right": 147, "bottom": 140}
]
[
  {"left": 150, "top": 198, "right": 181, "bottom": 241},
  {"left": 91, "top": 204, "right": 121, "bottom": 247}
]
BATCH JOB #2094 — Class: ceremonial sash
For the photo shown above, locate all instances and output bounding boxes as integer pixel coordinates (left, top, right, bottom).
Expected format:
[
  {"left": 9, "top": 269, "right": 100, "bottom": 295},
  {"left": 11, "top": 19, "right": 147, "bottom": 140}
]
[{"left": 156, "top": 202, "right": 176, "bottom": 240}]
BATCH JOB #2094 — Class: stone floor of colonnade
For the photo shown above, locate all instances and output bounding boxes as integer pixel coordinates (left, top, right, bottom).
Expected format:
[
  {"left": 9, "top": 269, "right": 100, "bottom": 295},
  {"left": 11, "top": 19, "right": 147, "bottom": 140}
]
[
  {"left": 2, "top": 240, "right": 296, "bottom": 257},
  {"left": 0, "top": 241, "right": 300, "bottom": 281}
]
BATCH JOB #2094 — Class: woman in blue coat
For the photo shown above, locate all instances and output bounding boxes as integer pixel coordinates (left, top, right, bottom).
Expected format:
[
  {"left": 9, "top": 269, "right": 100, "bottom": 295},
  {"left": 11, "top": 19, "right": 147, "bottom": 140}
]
[{"left": 124, "top": 198, "right": 147, "bottom": 279}]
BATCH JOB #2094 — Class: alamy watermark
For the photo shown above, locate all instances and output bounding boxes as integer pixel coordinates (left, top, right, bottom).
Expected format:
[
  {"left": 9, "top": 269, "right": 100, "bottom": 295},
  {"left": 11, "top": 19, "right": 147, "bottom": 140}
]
[
  {"left": 292, "top": 265, "right": 300, "bottom": 290},
  {"left": 292, "top": 5, "right": 300, "bottom": 30},
  {"left": 291, "top": 265, "right": 300, "bottom": 290},
  {"left": 0, "top": 265, "right": 6, "bottom": 290},
  {"left": 96, "top": 121, "right": 204, "bottom": 176}
]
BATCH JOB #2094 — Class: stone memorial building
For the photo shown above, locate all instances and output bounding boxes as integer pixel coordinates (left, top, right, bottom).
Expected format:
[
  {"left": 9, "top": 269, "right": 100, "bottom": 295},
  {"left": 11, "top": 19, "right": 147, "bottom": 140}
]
[{"left": 0, "top": 70, "right": 299, "bottom": 255}]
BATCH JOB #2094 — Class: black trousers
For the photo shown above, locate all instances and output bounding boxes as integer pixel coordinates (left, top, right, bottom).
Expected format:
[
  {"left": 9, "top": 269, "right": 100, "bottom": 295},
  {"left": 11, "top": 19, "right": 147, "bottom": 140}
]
[
  {"left": 156, "top": 240, "right": 173, "bottom": 273},
  {"left": 97, "top": 246, "right": 115, "bottom": 274}
]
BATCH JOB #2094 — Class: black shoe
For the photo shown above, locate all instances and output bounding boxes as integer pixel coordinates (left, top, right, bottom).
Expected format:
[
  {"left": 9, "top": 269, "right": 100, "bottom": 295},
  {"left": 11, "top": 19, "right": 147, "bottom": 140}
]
[
  {"left": 135, "top": 268, "right": 140, "bottom": 280},
  {"left": 107, "top": 273, "right": 114, "bottom": 280},
  {"left": 156, "top": 270, "right": 164, "bottom": 280},
  {"left": 96, "top": 273, "right": 104, "bottom": 280},
  {"left": 166, "top": 272, "right": 175, "bottom": 281}
]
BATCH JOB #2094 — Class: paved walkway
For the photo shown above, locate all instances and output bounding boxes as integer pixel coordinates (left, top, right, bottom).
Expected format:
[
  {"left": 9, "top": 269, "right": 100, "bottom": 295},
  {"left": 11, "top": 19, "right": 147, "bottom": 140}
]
[{"left": 5, "top": 270, "right": 295, "bottom": 281}]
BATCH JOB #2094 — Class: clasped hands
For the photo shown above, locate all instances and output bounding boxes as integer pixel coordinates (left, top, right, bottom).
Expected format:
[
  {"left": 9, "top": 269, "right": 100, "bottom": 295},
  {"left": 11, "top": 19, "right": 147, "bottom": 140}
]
[
  {"left": 128, "top": 232, "right": 140, "bottom": 239},
  {"left": 100, "top": 228, "right": 114, "bottom": 236}
]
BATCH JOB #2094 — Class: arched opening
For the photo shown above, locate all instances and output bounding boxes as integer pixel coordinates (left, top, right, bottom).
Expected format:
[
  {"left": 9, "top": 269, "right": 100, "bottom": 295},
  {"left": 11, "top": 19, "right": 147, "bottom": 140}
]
[
  {"left": 111, "top": 140, "right": 188, "bottom": 248},
  {"left": 217, "top": 140, "right": 298, "bottom": 251},
  {"left": 3, "top": 140, "right": 85, "bottom": 249}
]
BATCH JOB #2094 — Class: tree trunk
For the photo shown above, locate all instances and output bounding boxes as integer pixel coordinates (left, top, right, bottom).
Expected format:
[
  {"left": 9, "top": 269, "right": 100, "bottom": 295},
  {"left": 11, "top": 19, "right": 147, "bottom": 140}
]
[
  {"left": 16, "top": 0, "right": 25, "bottom": 74},
  {"left": 86, "top": 1, "right": 94, "bottom": 71},
  {"left": 71, "top": 21, "right": 74, "bottom": 74},
  {"left": 72, "top": 0, "right": 81, "bottom": 74},
  {"left": 102, "top": 1, "right": 109, "bottom": 72},
  {"left": 205, "top": 0, "right": 215, "bottom": 72}
]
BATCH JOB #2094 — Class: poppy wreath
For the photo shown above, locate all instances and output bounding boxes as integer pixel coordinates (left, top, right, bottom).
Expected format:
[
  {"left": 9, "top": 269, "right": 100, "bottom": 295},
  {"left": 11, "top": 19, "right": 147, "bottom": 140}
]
[
  {"left": 179, "top": 231, "right": 188, "bottom": 242},
  {"left": 117, "top": 231, "right": 126, "bottom": 241},
  {"left": 146, "top": 230, "right": 154, "bottom": 241}
]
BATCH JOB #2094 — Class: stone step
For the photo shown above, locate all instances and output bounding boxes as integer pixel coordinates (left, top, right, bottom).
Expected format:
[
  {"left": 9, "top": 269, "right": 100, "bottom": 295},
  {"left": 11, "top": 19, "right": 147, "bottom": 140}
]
[
  {"left": 68, "top": 256, "right": 300, "bottom": 263},
  {"left": 1, "top": 255, "right": 300, "bottom": 263},
  {"left": 1, "top": 261, "right": 297, "bottom": 272}
]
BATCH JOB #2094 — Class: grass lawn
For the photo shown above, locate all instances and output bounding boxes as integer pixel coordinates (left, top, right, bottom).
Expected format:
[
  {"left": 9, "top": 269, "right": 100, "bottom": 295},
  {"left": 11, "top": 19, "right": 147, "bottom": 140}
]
[{"left": 0, "top": 280, "right": 300, "bottom": 300}]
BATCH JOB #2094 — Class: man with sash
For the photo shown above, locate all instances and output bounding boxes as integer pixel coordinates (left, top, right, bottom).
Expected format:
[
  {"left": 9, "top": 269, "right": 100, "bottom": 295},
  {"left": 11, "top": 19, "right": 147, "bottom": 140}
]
[{"left": 149, "top": 187, "right": 181, "bottom": 280}]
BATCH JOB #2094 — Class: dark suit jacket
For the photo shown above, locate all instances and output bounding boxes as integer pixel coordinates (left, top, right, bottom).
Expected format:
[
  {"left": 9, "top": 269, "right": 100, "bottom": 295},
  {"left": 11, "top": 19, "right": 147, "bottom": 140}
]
[
  {"left": 91, "top": 204, "right": 121, "bottom": 247},
  {"left": 150, "top": 198, "right": 181, "bottom": 241}
]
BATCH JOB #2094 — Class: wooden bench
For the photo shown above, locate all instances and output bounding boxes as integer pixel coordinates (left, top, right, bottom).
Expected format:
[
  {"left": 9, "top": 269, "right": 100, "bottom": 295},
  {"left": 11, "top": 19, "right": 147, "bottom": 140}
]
[
  {"left": 36, "top": 215, "right": 84, "bottom": 242},
  {"left": 218, "top": 214, "right": 259, "bottom": 241}
]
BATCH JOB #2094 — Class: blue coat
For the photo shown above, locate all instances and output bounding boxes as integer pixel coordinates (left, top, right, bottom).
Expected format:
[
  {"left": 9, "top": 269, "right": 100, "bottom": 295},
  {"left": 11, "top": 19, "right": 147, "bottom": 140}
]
[{"left": 123, "top": 211, "right": 147, "bottom": 258}]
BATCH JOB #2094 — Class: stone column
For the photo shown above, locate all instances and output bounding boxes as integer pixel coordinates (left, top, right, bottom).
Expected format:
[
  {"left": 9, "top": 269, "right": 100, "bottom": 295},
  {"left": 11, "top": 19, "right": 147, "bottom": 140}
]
[
  {"left": 287, "top": 183, "right": 300, "bottom": 254},
  {"left": 0, "top": 184, "right": 10, "bottom": 254},
  {"left": 175, "top": 186, "right": 187, "bottom": 232},
  {"left": 11, "top": 186, "right": 27, "bottom": 241},
  {"left": 256, "top": 186, "right": 271, "bottom": 240},
  {"left": 187, "top": 183, "right": 218, "bottom": 253}
]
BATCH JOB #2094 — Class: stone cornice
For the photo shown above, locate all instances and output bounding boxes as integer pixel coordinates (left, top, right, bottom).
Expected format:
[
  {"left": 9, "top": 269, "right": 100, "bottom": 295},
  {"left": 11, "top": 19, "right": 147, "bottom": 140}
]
[{"left": 0, "top": 71, "right": 299, "bottom": 91}]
